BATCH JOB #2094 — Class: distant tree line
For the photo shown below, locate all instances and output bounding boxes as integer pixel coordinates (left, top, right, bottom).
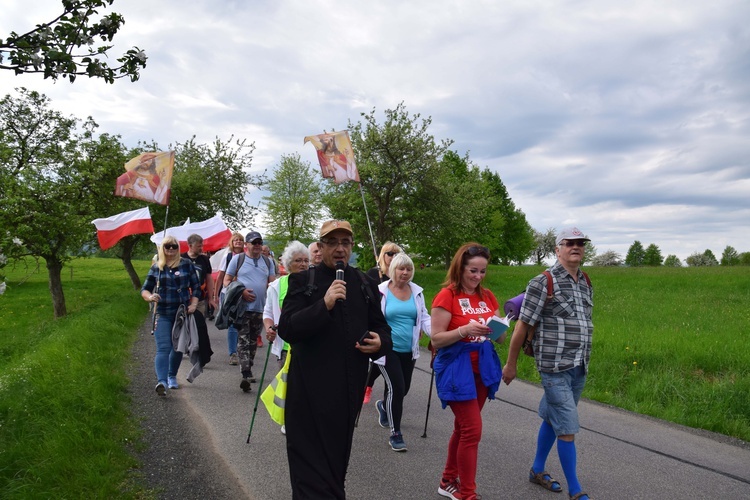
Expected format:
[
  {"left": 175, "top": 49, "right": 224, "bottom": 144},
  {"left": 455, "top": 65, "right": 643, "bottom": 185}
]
[{"left": 589, "top": 241, "right": 750, "bottom": 267}]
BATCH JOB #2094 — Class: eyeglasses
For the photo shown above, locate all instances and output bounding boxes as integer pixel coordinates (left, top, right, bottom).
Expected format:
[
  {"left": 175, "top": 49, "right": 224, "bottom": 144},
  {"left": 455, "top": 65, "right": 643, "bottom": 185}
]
[
  {"left": 248, "top": 240, "right": 263, "bottom": 245},
  {"left": 293, "top": 258, "right": 310, "bottom": 264},
  {"left": 465, "top": 245, "right": 490, "bottom": 258},
  {"left": 561, "top": 240, "right": 587, "bottom": 248},
  {"left": 320, "top": 238, "right": 353, "bottom": 248},
  {"left": 384, "top": 251, "right": 399, "bottom": 257},
  {"left": 163, "top": 243, "right": 179, "bottom": 250}
]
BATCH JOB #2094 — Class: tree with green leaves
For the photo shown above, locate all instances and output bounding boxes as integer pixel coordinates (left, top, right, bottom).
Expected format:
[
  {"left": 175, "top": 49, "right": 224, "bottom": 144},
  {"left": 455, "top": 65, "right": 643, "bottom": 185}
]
[
  {"left": 702, "top": 249, "right": 719, "bottom": 266},
  {"left": 262, "top": 153, "right": 324, "bottom": 242},
  {"left": 532, "top": 228, "right": 557, "bottom": 265},
  {"left": 322, "top": 103, "right": 452, "bottom": 263},
  {"left": 1, "top": 88, "right": 98, "bottom": 317},
  {"left": 0, "top": 0, "right": 146, "bottom": 83},
  {"left": 739, "top": 252, "right": 750, "bottom": 266},
  {"left": 663, "top": 254, "right": 682, "bottom": 267},
  {"left": 625, "top": 240, "right": 645, "bottom": 267},
  {"left": 643, "top": 243, "right": 663, "bottom": 266},
  {"left": 478, "top": 169, "right": 535, "bottom": 265},
  {"left": 720, "top": 245, "right": 740, "bottom": 266}
]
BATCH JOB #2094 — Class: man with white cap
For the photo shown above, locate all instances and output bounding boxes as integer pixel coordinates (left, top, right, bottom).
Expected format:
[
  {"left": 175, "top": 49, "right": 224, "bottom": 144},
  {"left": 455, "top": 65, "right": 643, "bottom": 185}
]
[{"left": 502, "top": 227, "right": 594, "bottom": 500}]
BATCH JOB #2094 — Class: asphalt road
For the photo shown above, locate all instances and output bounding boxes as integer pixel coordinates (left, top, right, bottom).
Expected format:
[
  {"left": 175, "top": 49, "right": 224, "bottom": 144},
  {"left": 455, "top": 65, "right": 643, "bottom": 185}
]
[{"left": 131, "top": 318, "right": 750, "bottom": 500}]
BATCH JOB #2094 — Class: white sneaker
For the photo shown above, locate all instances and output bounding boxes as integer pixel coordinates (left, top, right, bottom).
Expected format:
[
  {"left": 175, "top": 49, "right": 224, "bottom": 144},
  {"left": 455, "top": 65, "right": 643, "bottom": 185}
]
[{"left": 280, "top": 425, "right": 286, "bottom": 435}]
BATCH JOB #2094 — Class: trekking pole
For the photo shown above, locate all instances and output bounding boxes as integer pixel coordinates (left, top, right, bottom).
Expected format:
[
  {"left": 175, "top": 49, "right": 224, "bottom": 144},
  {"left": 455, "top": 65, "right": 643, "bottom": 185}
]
[
  {"left": 247, "top": 341, "right": 274, "bottom": 443},
  {"left": 421, "top": 367, "right": 435, "bottom": 438},
  {"left": 422, "top": 342, "right": 437, "bottom": 438},
  {"left": 354, "top": 360, "right": 373, "bottom": 427}
]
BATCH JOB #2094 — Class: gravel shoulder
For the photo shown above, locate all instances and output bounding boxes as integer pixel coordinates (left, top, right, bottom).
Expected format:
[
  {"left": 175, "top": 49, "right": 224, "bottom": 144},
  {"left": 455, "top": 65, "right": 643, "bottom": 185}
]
[{"left": 127, "top": 320, "right": 250, "bottom": 499}]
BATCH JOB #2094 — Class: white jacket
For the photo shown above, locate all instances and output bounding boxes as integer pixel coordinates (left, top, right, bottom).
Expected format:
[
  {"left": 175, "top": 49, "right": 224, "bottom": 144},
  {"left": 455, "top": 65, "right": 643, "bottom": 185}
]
[
  {"left": 263, "top": 278, "right": 286, "bottom": 359},
  {"left": 375, "top": 280, "right": 431, "bottom": 365}
]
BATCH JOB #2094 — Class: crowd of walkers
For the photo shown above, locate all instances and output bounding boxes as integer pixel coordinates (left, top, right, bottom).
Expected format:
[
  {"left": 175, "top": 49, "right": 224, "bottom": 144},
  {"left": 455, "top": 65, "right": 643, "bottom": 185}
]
[{"left": 140, "top": 221, "right": 594, "bottom": 500}]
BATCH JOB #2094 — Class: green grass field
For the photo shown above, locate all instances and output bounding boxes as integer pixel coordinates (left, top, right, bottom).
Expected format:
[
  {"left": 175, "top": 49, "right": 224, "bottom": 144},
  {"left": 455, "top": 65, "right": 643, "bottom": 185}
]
[{"left": 0, "top": 257, "right": 748, "bottom": 497}]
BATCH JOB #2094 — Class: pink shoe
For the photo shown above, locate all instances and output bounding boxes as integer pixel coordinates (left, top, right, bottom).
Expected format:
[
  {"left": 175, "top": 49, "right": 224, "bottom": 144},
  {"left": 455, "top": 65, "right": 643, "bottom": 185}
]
[{"left": 363, "top": 386, "right": 372, "bottom": 404}]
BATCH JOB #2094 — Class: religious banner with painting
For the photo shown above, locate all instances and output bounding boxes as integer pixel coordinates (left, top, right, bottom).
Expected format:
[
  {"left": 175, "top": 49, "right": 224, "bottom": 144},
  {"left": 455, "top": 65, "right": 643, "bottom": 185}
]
[
  {"left": 303, "top": 130, "right": 359, "bottom": 184},
  {"left": 114, "top": 151, "right": 175, "bottom": 205}
]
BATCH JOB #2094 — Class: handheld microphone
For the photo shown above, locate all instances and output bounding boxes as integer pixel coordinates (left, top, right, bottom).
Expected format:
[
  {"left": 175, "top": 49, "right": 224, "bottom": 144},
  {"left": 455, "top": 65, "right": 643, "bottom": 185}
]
[{"left": 335, "top": 261, "right": 345, "bottom": 303}]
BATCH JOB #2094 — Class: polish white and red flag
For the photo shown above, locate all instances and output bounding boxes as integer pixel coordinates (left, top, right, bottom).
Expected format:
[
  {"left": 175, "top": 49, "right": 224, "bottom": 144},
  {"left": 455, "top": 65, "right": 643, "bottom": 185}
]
[
  {"left": 92, "top": 207, "right": 155, "bottom": 250},
  {"left": 150, "top": 214, "right": 232, "bottom": 253}
]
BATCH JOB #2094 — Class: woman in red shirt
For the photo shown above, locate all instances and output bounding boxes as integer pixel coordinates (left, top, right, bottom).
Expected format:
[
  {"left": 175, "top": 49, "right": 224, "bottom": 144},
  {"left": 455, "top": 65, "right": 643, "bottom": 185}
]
[{"left": 431, "top": 243, "right": 506, "bottom": 500}]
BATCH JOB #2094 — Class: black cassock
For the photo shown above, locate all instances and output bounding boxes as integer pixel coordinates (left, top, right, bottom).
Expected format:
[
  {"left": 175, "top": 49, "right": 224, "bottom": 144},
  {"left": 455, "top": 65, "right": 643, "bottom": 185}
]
[{"left": 279, "top": 263, "right": 392, "bottom": 499}]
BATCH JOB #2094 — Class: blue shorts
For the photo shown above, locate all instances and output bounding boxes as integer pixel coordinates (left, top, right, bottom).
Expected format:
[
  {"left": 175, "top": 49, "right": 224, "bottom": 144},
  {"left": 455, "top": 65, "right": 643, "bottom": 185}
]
[{"left": 538, "top": 365, "right": 587, "bottom": 436}]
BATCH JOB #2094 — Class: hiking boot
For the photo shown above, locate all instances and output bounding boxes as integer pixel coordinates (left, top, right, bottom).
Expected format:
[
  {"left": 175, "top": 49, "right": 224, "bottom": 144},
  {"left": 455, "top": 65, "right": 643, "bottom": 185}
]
[
  {"left": 155, "top": 382, "right": 167, "bottom": 396},
  {"left": 240, "top": 378, "right": 252, "bottom": 392},
  {"left": 167, "top": 377, "right": 179, "bottom": 389},
  {"left": 229, "top": 353, "right": 238, "bottom": 365},
  {"left": 438, "top": 477, "right": 461, "bottom": 500},
  {"left": 376, "top": 400, "right": 389, "bottom": 428},
  {"left": 389, "top": 431, "right": 407, "bottom": 452},
  {"left": 363, "top": 386, "right": 372, "bottom": 404}
]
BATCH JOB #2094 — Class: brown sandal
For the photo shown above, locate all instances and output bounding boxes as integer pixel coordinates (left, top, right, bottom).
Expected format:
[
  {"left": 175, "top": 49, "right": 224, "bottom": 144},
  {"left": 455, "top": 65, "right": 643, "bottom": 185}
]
[
  {"left": 529, "top": 468, "right": 563, "bottom": 493},
  {"left": 569, "top": 493, "right": 589, "bottom": 500}
]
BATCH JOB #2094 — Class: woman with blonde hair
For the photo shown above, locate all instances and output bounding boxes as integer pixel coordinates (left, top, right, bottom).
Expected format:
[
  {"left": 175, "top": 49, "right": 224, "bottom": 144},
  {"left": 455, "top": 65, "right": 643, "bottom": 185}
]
[
  {"left": 373, "top": 252, "right": 431, "bottom": 451},
  {"left": 366, "top": 241, "right": 402, "bottom": 283},
  {"left": 431, "top": 243, "right": 505, "bottom": 500},
  {"left": 141, "top": 235, "right": 201, "bottom": 395},
  {"left": 216, "top": 231, "right": 245, "bottom": 365},
  {"left": 364, "top": 242, "right": 403, "bottom": 403}
]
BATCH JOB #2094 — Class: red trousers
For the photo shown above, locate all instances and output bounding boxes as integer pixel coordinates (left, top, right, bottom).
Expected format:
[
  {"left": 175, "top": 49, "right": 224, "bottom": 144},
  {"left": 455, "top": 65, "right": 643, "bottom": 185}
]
[{"left": 443, "top": 373, "right": 489, "bottom": 499}]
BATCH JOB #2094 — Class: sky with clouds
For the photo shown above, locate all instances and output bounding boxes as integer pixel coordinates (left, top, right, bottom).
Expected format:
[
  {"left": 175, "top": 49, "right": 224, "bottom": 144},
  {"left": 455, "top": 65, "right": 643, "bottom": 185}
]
[{"left": 2, "top": 0, "right": 748, "bottom": 263}]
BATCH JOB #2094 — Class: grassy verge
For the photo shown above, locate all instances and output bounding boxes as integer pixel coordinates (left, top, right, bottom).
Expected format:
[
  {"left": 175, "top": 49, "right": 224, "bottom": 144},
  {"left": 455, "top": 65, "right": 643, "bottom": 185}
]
[
  {"left": 414, "top": 264, "right": 750, "bottom": 442},
  {"left": 0, "top": 257, "right": 152, "bottom": 498}
]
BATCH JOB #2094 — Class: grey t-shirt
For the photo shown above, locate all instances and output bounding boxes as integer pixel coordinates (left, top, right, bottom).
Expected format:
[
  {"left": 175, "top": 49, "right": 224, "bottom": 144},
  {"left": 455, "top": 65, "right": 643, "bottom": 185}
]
[{"left": 226, "top": 253, "right": 271, "bottom": 313}]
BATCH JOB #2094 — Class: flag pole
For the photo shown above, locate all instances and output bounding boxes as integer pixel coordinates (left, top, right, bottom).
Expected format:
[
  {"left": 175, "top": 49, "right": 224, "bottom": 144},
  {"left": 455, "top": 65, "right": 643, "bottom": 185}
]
[
  {"left": 358, "top": 183, "right": 379, "bottom": 262},
  {"left": 151, "top": 204, "right": 171, "bottom": 334}
]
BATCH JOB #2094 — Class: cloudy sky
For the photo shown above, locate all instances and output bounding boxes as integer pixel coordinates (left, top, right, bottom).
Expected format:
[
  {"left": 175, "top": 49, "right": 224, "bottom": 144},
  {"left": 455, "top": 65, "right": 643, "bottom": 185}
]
[{"left": 2, "top": 0, "right": 749, "bottom": 262}]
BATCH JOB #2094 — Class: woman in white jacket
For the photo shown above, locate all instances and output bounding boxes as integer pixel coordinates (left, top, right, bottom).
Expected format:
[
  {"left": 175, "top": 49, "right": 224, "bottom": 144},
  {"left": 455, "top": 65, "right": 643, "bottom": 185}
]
[
  {"left": 263, "top": 241, "right": 310, "bottom": 368},
  {"left": 374, "top": 252, "right": 431, "bottom": 452}
]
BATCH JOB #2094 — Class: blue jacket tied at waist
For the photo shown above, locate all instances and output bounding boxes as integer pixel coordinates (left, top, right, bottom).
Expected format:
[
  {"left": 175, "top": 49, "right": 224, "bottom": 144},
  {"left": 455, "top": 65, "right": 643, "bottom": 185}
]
[{"left": 434, "top": 340, "right": 502, "bottom": 409}]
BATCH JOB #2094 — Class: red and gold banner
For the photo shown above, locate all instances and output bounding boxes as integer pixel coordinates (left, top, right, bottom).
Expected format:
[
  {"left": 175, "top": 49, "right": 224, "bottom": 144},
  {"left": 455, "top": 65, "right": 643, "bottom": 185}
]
[
  {"left": 114, "top": 151, "right": 175, "bottom": 205},
  {"left": 303, "top": 131, "right": 359, "bottom": 184}
]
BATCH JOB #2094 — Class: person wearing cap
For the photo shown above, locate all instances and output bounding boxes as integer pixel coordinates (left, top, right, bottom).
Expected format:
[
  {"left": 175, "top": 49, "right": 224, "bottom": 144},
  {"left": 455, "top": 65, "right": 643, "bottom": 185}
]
[
  {"left": 502, "top": 227, "right": 594, "bottom": 500},
  {"left": 278, "top": 219, "right": 392, "bottom": 499},
  {"left": 224, "top": 230, "right": 273, "bottom": 392}
]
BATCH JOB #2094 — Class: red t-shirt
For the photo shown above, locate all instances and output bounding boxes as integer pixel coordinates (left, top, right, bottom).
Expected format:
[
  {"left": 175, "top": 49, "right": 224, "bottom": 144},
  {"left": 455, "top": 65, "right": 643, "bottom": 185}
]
[{"left": 432, "top": 286, "right": 499, "bottom": 371}]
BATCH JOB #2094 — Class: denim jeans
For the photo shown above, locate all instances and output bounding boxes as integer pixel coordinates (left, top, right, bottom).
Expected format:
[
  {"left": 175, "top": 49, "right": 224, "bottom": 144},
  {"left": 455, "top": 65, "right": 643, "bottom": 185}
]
[
  {"left": 538, "top": 365, "right": 587, "bottom": 436},
  {"left": 227, "top": 323, "right": 238, "bottom": 355},
  {"left": 153, "top": 313, "right": 183, "bottom": 384}
]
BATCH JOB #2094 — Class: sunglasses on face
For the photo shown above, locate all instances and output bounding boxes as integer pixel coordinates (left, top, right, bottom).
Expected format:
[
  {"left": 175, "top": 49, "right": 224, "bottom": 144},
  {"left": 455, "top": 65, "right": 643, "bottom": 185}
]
[
  {"left": 163, "top": 243, "right": 179, "bottom": 250},
  {"left": 248, "top": 240, "right": 263, "bottom": 245},
  {"left": 561, "top": 240, "right": 586, "bottom": 248},
  {"left": 384, "top": 251, "right": 399, "bottom": 257},
  {"left": 465, "top": 245, "right": 490, "bottom": 258}
]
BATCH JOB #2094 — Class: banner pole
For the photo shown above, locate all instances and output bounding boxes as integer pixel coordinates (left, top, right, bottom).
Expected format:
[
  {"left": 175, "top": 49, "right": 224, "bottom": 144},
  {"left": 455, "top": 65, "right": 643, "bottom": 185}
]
[
  {"left": 359, "top": 183, "right": 378, "bottom": 262},
  {"left": 151, "top": 204, "right": 170, "bottom": 334}
]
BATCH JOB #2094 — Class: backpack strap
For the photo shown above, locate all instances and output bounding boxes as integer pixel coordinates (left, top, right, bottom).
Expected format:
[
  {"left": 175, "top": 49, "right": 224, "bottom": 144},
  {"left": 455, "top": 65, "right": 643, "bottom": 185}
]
[
  {"left": 355, "top": 269, "right": 377, "bottom": 304},
  {"left": 304, "top": 266, "right": 317, "bottom": 297},
  {"left": 230, "top": 253, "right": 246, "bottom": 282}
]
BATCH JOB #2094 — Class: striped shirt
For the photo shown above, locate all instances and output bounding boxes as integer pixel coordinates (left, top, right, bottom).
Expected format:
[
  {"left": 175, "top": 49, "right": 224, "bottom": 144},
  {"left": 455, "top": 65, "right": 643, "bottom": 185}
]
[{"left": 519, "top": 262, "right": 594, "bottom": 374}]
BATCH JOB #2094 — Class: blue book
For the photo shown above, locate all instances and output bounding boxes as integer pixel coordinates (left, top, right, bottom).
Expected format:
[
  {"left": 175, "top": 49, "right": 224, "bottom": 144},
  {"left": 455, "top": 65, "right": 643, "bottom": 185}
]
[{"left": 486, "top": 315, "right": 510, "bottom": 341}]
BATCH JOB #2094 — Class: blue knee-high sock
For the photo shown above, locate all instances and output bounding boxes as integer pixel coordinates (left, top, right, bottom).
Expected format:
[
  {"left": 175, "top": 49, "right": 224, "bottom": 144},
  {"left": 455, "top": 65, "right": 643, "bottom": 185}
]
[
  {"left": 557, "top": 439, "right": 582, "bottom": 495},
  {"left": 532, "top": 420, "right": 557, "bottom": 473}
]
